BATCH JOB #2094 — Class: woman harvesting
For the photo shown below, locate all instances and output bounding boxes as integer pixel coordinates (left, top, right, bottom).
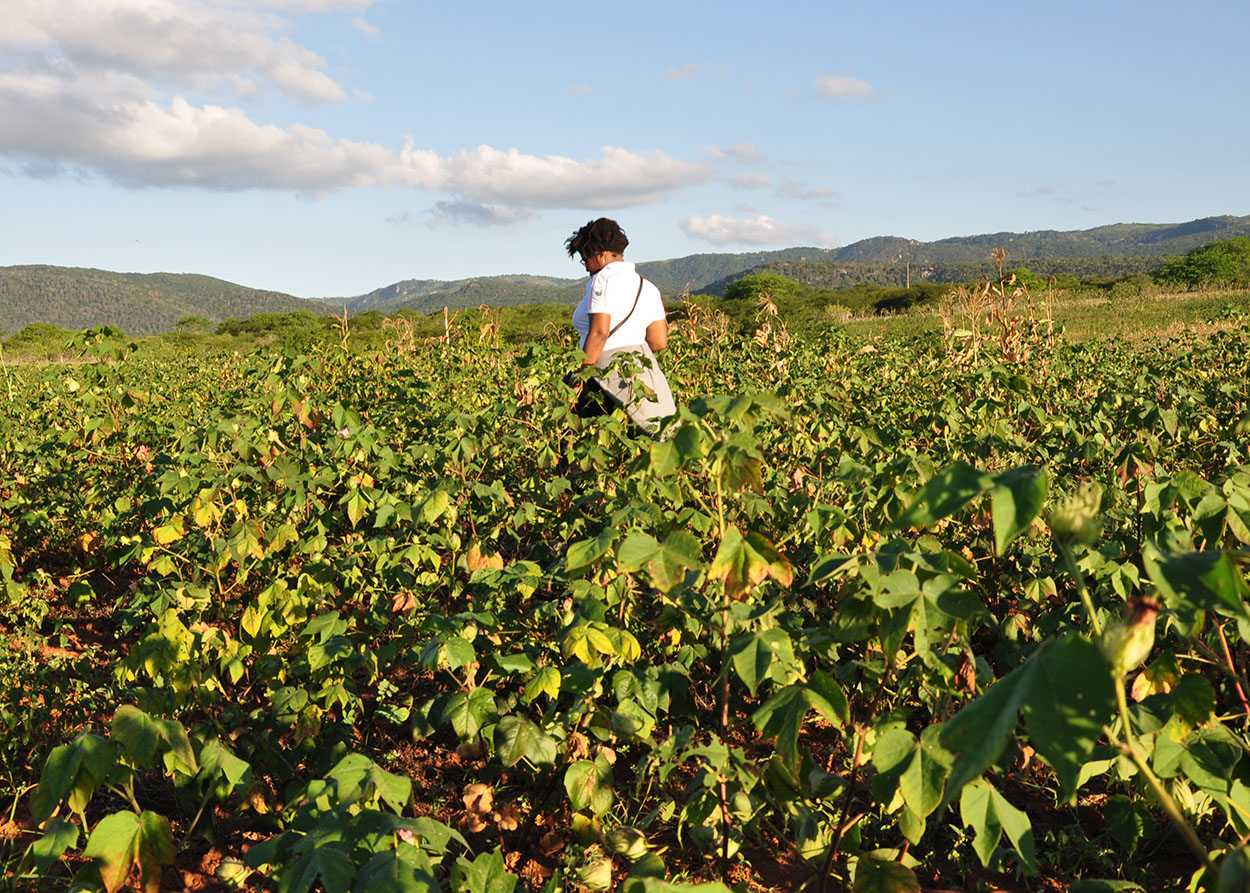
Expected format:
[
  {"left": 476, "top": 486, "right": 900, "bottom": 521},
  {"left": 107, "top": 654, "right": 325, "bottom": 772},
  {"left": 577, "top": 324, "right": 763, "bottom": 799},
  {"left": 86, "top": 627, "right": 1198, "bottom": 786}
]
[{"left": 565, "top": 217, "right": 675, "bottom": 434}]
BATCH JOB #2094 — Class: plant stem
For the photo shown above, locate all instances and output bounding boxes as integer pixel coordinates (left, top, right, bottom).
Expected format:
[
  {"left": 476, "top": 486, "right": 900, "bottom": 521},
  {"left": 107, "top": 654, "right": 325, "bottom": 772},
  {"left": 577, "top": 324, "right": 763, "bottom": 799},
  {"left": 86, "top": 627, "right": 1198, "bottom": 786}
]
[
  {"left": 1190, "top": 635, "right": 1250, "bottom": 716},
  {"left": 1216, "top": 622, "right": 1250, "bottom": 719},
  {"left": 1111, "top": 680, "right": 1215, "bottom": 873},
  {"left": 1057, "top": 539, "right": 1102, "bottom": 638},
  {"left": 819, "top": 725, "right": 866, "bottom": 893}
]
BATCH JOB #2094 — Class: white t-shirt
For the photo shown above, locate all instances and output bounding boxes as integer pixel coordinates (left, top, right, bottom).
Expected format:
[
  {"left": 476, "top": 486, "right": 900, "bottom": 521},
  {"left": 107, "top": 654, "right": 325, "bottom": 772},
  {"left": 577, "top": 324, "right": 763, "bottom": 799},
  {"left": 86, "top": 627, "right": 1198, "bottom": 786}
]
[{"left": 572, "top": 261, "right": 665, "bottom": 353}]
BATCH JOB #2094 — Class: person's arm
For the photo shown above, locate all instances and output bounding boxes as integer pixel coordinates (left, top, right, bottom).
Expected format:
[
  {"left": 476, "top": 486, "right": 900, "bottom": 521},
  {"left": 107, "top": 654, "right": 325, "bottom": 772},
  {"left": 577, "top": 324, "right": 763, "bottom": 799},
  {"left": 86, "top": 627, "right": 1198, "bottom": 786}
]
[
  {"left": 645, "top": 318, "right": 668, "bottom": 352},
  {"left": 581, "top": 312, "right": 611, "bottom": 366}
]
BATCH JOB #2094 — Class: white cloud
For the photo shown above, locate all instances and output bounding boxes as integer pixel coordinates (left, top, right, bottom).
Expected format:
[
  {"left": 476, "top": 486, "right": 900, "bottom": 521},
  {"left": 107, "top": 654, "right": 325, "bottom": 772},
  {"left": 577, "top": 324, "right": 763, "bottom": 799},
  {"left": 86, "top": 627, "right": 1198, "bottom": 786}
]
[
  {"left": 662, "top": 63, "right": 705, "bottom": 83},
  {"left": 704, "top": 142, "right": 762, "bottom": 162},
  {"left": 426, "top": 145, "right": 715, "bottom": 209},
  {"left": 815, "top": 75, "right": 880, "bottom": 101},
  {"left": 0, "top": 1, "right": 716, "bottom": 211},
  {"left": 680, "top": 214, "right": 837, "bottom": 247},
  {"left": 427, "top": 200, "right": 534, "bottom": 228},
  {"left": 776, "top": 177, "right": 835, "bottom": 201},
  {"left": 729, "top": 172, "right": 772, "bottom": 189},
  {"left": 569, "top": 83, "right": 596, "bottom": 96},
  {"left": 255, "top": 0, "right": 375, "bottom": 10},
  {"left": 0, "top": 71, "right": 714, "bottom": 204},
  {"left": 2, "top": 0, "right": 355, "bottom": 102},
  {"left": 351, "top": 16, "right": 380, "bottom": 39}
]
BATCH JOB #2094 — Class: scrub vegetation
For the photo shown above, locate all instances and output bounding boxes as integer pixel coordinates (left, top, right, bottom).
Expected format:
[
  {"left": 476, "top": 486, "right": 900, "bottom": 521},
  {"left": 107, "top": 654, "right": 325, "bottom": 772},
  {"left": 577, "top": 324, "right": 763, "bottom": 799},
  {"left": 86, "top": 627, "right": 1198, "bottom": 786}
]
[{"left": 3, "top": 257, "right": 1250, "bottom": 893}]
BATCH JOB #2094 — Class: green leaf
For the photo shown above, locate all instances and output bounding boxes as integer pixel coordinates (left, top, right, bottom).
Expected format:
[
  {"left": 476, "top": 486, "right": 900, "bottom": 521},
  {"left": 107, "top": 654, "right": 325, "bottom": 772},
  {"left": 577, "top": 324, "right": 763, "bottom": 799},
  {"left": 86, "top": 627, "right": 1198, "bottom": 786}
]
[
  {"left": 1068, "top": 882, "right": 1145, "bottom": 893},
  {"left": 564, "top": 758, "right": 614, "bottom": 816},
  {"left": 134, "top": 811, "right": 174, "bottom": 893},
  {"left": 353, "top": 845, "right": 438, "bottom": 893},
  {"left": 901, "top": 726, "right": 952, "bottom": 818},
  {"left": 751, "top": 680, "right": 844, "bottom": 770},
  {"left": 452, "top": 848, "right": 517, "bottom": 893},
  {"left": 806, "top": 670, "right": 851, "bottom": 728},
  {"left": 325, "top": 753, "right": 413, "bottom": 812},
  {"left": 523, "top": 667, "right": 561, "bottom": 704},
  {"left": 1173, "top": 673, "right": 1217, "bottom": 729},
  {"left": 283, "top": 843, "right": 357, "bottom": 893},
  {"left": 111, "top": 705, "right": 161, "bottom": 768},
  {"left": 729, "top": 628, "right": 792, "bottom": 696},
  {"left": 647, "top": 530, "right": 702, "bottom": 592},
  {"left": 198, "top": 738, "right": 253, "bottom": 793},
  {"left": 153, "top": 717, "right": 198, "bottom": 775},
  {"left": 1104, "top": 794, "right": 1149, "bottom": 855},
  {"left": 648, "top": 440, "right": 681, "bottom": 477},
  {"left": 853, "top": 856, "right": 921, "bottom": 893},
  {"left": 870, "top": 728, "right": 917, "bottom": 805},
  {"left": 32, "top": 743, "right": 85, "bottom": 824},
  {"left": 1144, "top": 545, "right": 1250, "bottom": 620},
  {"left": 940, "top": 659, "right": 1039, "bottom": 806},
  {"left": 1179, "top": 727, "right": 1241, "bottom": 795},
  {"left": 990, "top": 466, "right": 1047, "bottom": 554},
  {"left": 83, "top": 810, "right": 140, "bottom": 893},
  {"left": 622, "top": 880, "right": 733, "bottom": 893},
  {"left": 345, "top": 488, "right": 368, "bottom": 527},
  {"left": 24, "top": 817, "right": 79, "bottom": 873},
  {"left": 566, "top": 528, "right": 618, "bottom": 574},
  {"left": 444, "top": 688, "right": 497, "bottom": 741},
  {"left": 1021, "top": 635, "right": 1115, "bottom": 803},
  {"left": 895, "top": 461, "right": 992, "bottom": 530},
  {"left": 616, "top": 531, "right": 660, "bottom": 572},
  {"left": 959, "top": 779, "right": 1038, "bottom": 875},
  {"left": 420, "top": 490, "right": 450, "bottom": 525},
  {"left": 494, "top": 716, "right": 556, "bottom": 767}
]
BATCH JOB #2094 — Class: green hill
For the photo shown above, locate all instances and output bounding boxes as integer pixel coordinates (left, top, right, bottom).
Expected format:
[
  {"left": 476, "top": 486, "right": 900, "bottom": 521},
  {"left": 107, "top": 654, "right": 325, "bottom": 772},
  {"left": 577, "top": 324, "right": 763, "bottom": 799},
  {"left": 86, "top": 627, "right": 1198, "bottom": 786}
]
[
  {"left": 344, "top": 274, "right": 586, "bottom": 314},
  {"left": 0, "top": 266, "right": 323, "bottom": 336},
  {"left": 345, "top": 215, "right": 1250, "bottom": 310},
  {"left": 6, "top": 216, "right": 1249, "bottom": 334}
]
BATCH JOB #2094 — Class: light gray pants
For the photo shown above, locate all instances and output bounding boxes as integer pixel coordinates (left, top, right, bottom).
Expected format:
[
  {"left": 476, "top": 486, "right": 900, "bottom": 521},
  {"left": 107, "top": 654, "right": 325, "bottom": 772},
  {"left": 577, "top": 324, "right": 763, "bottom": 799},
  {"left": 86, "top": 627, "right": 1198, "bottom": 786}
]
[{"left": 593, "top": 344, "right": 676, "bottom": 434}]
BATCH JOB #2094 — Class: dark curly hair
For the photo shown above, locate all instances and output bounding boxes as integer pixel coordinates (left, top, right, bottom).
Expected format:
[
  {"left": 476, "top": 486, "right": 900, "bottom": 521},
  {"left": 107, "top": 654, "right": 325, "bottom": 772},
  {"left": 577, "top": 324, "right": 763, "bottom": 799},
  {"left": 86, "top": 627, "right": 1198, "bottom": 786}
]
[{"left": 565, "top": 217, "right": 629, "bottom": 259}]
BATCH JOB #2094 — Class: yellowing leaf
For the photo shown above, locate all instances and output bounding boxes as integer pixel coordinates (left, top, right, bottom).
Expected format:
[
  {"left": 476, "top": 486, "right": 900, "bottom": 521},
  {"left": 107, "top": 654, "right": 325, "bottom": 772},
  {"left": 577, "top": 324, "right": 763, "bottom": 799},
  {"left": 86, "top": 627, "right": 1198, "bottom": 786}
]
[{"left": 708, "top": 527, "right": 793, "bottom": 600}]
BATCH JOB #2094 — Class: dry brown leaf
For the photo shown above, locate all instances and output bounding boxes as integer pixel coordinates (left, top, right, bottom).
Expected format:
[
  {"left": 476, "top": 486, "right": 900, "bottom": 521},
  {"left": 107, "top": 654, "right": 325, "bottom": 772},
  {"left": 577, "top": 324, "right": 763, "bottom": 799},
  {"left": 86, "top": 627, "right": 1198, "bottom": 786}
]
[
  {"left": 462, "top": 783, "right": 494, "bottom": 815},
  {"left": 494, "top": 802, "right": 521, "bottom": 831},
  {"left": 955, "top": 653, "right": 977, "bottom": 695}
]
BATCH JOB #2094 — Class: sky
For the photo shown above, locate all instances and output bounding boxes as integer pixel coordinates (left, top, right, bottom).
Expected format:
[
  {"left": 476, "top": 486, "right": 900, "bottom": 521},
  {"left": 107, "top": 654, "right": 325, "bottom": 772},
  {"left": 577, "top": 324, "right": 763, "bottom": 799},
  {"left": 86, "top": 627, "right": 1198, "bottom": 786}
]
[{"left": 2, "top": 0, "right": 1248, "bottom": 299}]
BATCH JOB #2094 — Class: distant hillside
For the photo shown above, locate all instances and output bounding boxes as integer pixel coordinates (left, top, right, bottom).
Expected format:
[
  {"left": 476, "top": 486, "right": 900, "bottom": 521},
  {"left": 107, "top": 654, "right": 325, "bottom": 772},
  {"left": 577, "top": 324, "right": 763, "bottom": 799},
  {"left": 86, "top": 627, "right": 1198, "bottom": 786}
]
[
  {"left": 337, "top": 251, "right": 834, "bottom": 314},
  {"left": 830, "top": 216, "right": 1250, "bottom": 265},
  {"left": 348, "top": 215, "right": 1250, "bottom": 310},
  {"left": 701, "top": 255, "right": 1167, "bottom": 296},
  {"left": 345, "top": 274, "right": 585, "bottom": 314},
  {"left": 6, "top": 216, "right": 1248, "bottom": 334},
  {"left": 0, "top": 266, "right": 323, "bottom": 336}
]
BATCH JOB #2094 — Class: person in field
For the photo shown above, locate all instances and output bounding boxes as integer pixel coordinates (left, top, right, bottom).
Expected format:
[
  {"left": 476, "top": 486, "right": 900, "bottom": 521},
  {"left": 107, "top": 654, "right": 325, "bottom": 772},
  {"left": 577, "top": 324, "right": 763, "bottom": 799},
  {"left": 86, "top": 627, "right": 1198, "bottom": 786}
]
[{"left": 564, "top": 217, "right": 676, "bottom": 435}]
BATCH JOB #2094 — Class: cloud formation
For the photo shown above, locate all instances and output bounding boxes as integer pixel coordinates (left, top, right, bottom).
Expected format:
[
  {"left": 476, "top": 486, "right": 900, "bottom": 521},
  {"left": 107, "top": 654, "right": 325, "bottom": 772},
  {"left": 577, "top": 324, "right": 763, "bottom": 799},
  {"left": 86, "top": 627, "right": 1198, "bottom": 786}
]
[
  {"left": 680, "top": 214, "right": 837, "bottom": 247},
  {"left": 776, "top": 177, "right": 835, "bottom": 201},
  {"left": 815, "top": 75, "right": 880, "bottom": 101},
  {"left": 728, "top": 172, "right": 772, "bottom": 189},
  {"left": 704, "top": 142, "right": 763, "bottom": 162},
  {"left": 0, "top": 1, "right": 716, "bottom": 208},
  {"left": 662, "top": 63, "right": 705, "bottom": 83},
  {"left": 428, "top": 200, "right": 535, "bottom": 228},
  {"left": 4, "top": 0, "right": 359, "bottom": 102}
]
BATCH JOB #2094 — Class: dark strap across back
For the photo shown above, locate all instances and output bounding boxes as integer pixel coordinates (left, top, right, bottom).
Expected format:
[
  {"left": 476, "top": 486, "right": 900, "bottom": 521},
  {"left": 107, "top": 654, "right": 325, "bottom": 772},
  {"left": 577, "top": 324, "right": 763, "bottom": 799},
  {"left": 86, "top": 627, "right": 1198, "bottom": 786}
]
[{"left": 608, "top": 276, "right": 647, "bottom": 338}]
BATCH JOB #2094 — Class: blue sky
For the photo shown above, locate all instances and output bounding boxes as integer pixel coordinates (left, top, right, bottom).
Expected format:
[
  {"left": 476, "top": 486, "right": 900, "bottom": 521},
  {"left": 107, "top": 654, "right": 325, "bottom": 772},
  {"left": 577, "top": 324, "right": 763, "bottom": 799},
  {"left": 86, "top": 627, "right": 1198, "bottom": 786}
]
[{"left": 2, "top": 0, "right": 1247, "bottom": 298}]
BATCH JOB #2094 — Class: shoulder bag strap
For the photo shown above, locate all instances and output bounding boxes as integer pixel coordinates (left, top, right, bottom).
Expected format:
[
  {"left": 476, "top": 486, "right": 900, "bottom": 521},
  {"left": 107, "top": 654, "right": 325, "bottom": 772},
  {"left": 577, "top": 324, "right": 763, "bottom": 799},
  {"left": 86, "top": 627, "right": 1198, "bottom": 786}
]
[{"left": 608, "top": 275, "right": 646, "bottom": 338}]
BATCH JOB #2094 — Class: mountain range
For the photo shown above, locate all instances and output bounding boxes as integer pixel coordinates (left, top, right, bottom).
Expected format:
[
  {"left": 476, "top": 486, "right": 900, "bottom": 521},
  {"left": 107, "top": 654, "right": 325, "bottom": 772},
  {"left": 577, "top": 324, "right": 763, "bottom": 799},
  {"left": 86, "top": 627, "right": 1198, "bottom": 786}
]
[{"left": 3, "top": 215, "right": 1248, "bottom": 336}]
